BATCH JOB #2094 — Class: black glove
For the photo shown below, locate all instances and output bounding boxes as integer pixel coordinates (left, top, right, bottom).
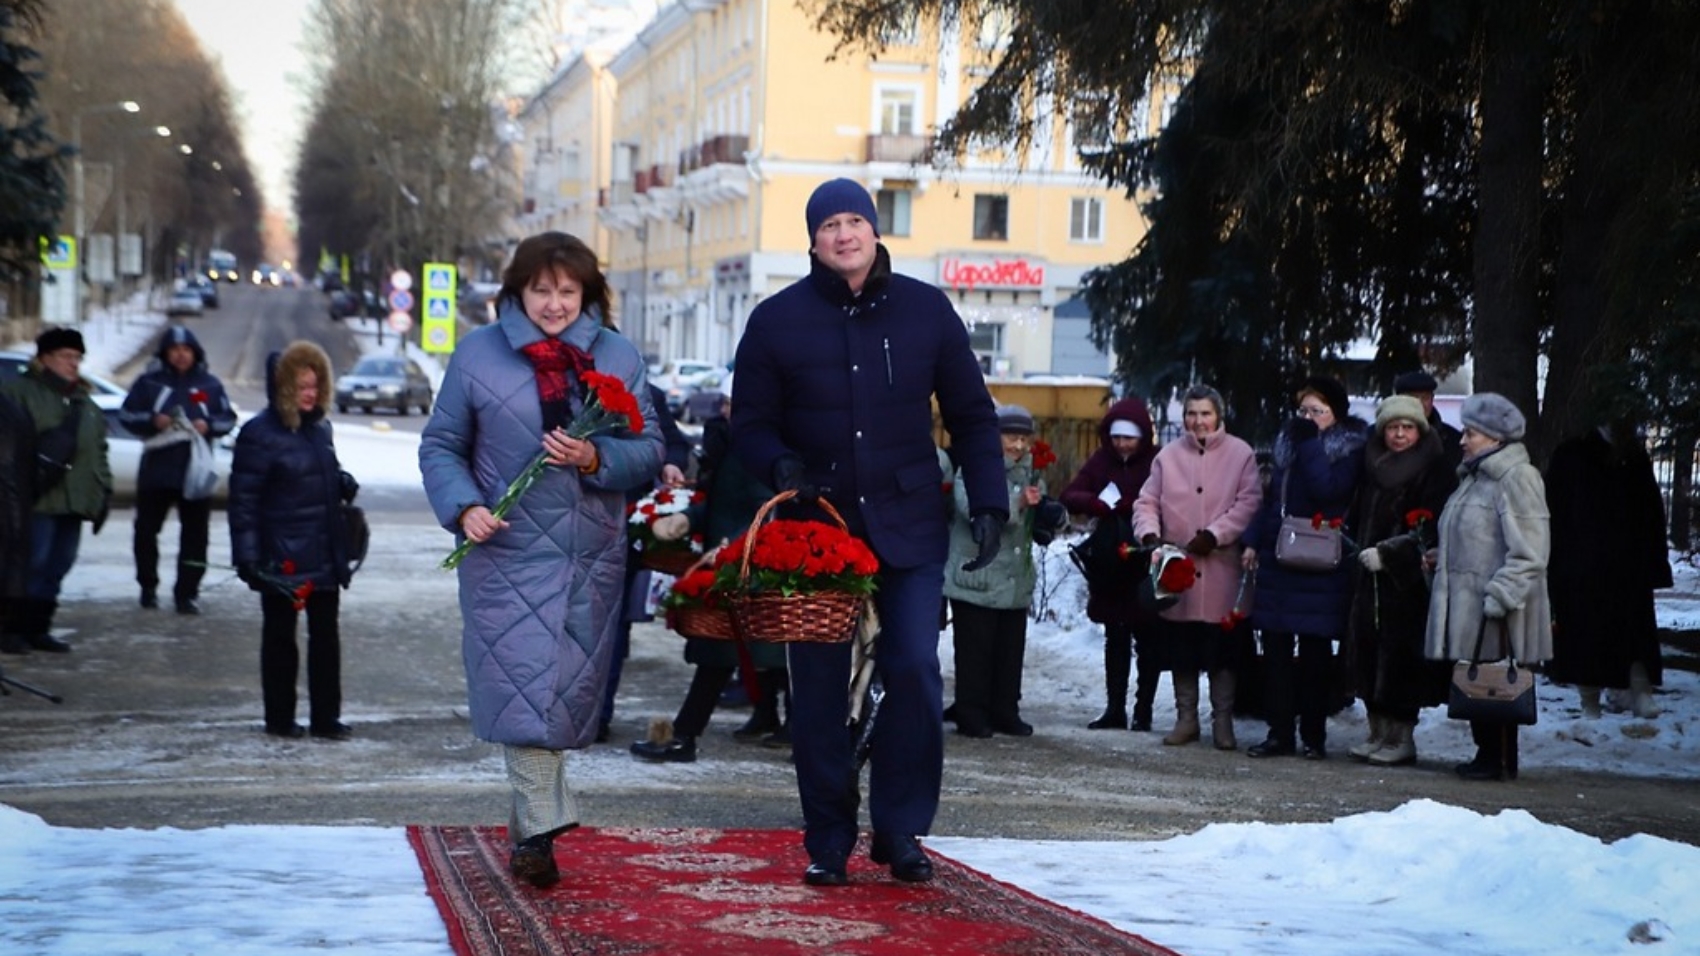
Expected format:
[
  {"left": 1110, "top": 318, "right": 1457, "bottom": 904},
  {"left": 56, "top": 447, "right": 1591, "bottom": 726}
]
[
  {"left": 1185, "top": 529, "right": 1217, "bottom": 556},
  {"left": 772, "top": 456, "right": 817, "bottom": 505},
  {"left": 1289, "top": 417, "right": 1319, "bottom": 442},
  {"left": 1140, "top": 533, "right": 1160, "bottom": 547},
  {"left": 961, "top": 511, "right": 1004, "bottom": 572},
  {"left": 235, "top": 563, "right": 260, "bottom": 587},
  {"left": 339, "top": 469, "right": 360, "bottom": 504}
]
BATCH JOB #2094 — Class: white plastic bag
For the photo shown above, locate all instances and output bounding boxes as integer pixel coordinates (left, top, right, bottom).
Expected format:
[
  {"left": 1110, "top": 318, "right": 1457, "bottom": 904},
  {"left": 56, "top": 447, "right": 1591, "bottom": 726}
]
[{"left": 182, "top": 432, "right": 218, "bottom": 500}]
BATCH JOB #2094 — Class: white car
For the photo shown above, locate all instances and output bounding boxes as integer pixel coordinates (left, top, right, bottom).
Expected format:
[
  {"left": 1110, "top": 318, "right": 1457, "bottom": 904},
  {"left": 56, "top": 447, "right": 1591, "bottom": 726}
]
[{"left": 166, "top": 287, "right": 205, "bottom": 317}]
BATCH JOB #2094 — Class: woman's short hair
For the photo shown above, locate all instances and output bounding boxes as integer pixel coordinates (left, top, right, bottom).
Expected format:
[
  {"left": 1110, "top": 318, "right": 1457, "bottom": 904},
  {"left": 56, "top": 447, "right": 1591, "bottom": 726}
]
[
  {"left": 500, "top": 232, "right": 614, "bottom": 327},
  {"left": 1180, "top": 384, "right": 1225, "bottom": 419}
]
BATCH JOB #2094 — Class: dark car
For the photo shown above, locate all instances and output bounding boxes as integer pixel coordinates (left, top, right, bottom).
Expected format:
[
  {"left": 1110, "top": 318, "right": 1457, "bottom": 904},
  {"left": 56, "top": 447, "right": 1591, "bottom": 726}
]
[
  {"left": 328, "top": 289, "right": 358, "bottom": 321},
  {"left": 187, "top": 276, "right": 220, "bottom": 309},
  {"left": 333, "top": 355, "right": 433, "bottom": 415}
]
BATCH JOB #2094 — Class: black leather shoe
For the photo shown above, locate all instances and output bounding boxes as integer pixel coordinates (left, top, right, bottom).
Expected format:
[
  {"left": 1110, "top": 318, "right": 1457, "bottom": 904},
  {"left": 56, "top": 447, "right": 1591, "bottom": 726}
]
[
  {"left": 733, "top": 711, "right": 781, "bottom": 740},
  {"left": 1455, "top": 758, "right": 1505, "bottom": 781},
  {"left": 1087, "top": 708, "right": 1128, "bottom": 730},
  {"left": 265, "top": 723, "right": 306, "bottom": 739},
  {"left": 310, "top": 722, "right": 352, "bottom": 741},
  {"left": 0, "top": 633, "right": 30, "bottom": 655},
  {"left": 803, "top": 861, "right": 848, "bottom": 886},
  {"left": 630, "top": 737, "right": 697, "bottom": 763},
  {"left": 870, "top": 834, "right": 934, "bottom": 883},
  {"left": 1129, "top": 717, "right": 1153, "bottom": 732},
  {"left": 1301, "top": 744, "right": 1328, "bottom": 761},
  {"left": 760, "top": 725, "right": 791, "bottom": 749},
  {"left": 174, "top": 598, "right": 201, "bottom": 615},
  {"left": 24, "top": 632, "right": 71, "bottom": 653},
  {"left": 509, "top": 835, "right": 561, "bottom": 888},
  {"left": 1246, "top": 738, "right": 1296, "bottom": 758},
  {"left": 955, "top": 721, "right": 993, "bottom": 739},
  {"left": 140, "top": 589, "right": 159, "bottom": 609},
  {"left": 991, "top": 716, "right": 1034, "bottom": 737}
]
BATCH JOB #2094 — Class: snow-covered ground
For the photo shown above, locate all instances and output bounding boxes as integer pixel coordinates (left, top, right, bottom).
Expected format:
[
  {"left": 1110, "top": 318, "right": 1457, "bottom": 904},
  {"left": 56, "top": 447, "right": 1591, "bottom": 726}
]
[{"left": 3, "top": 299, "right": 1697, "bottom": 956}]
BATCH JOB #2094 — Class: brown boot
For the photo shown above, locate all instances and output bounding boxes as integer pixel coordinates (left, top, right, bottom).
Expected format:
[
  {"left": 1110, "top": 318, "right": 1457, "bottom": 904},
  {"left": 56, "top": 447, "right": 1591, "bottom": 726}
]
[
  {"left": 1164, "top": 670, "right": 1201, "bottom": 746},
  {"left": 1208, "top": 669, "right": 1236, "bottom": 750}
]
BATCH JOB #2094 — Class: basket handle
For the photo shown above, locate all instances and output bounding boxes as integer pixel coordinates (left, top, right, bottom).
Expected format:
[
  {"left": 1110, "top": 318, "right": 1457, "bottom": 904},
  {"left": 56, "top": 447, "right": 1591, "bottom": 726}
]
[{"left": 738, "top": 489, "right": 852, "bottom": 584}]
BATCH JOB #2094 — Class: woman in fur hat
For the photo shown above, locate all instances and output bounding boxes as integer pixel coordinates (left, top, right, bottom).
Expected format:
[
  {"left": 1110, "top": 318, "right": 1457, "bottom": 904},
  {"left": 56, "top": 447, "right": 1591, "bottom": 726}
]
[
  {"left": 1424, "top": 392, "right": 1552, "bottom": 781},
  {"left": 1343, "top": 396, "right": 1457, "bottom": 766},
  {"left": 229, "top": 341, "right": 357, "bottom": 742}
]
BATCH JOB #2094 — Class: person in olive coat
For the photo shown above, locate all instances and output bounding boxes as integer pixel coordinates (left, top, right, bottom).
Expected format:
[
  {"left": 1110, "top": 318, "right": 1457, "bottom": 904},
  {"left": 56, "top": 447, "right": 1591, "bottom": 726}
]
[
  {"left": 0, "top": 327, "right": 112, "bottom": 654},
  {"left": 229, "top": 341, "right": 356, "bottom": 742}
]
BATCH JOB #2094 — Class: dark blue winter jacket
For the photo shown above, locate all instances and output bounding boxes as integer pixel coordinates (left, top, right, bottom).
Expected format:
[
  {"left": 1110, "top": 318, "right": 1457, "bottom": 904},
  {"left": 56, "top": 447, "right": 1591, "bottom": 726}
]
[
  {"left": 1248, "top": 416, "right": 1369, "bottom": 636},
  {"left": 732, "top": 247, "right": 1004, "bottom": 568},
  {"left": 118, "top": 326, "right": 236, "bottom": 493}
]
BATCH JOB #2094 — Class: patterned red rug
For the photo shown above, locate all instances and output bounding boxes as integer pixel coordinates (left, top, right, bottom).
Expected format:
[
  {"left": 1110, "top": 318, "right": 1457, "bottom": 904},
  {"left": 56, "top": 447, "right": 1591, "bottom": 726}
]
[{"left": 407, "top": 825, "right": 1182, "bottom": 956}]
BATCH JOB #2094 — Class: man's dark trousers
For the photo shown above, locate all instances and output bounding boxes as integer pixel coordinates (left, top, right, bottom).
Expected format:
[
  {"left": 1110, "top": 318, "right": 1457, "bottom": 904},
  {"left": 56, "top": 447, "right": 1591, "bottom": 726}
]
[
  {"left": 788, "top": 560, "right": 945, "bottom": 865},
  {"left": 134, "top": 487, "right": 211, "bottom": 602}
]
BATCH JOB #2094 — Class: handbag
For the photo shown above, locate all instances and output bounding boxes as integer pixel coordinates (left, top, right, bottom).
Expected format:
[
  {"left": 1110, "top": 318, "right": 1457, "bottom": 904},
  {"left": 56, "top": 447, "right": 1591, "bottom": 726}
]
[
  {"left": 1447, "top": 618, "right": 1538, "bottom": 725},
  {"left": 1068, "top": 513, "right": 1141, "bottom": 590},
  {"left": 1272, "top": 471, "right": 1342, "bottom": 571},
  {"left": 340, "top": 503, "right": 370, "bottom": 576},
  {"left": 182, "top": 433, "right": 219, "bottom": 501}
]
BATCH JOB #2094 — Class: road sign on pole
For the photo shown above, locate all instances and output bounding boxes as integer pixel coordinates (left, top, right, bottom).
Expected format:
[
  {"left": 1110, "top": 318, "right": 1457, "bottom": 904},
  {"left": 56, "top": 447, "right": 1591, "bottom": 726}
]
[
  {"left": 388, "top": 310, "right": 413, "bottom": 333},
  {"left": 421, "top": 261, "right": 457, "bottom": 354}
]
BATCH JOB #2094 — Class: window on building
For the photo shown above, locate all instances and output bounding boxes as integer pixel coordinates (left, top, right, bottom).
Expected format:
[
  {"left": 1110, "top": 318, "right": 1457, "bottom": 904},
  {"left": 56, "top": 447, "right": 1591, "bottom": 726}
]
[
  {"left": 1072, "top": 95, "right": 1112, "bottom": 154},
  {"left": 1070, "top": 197, "right": 1103, "bottom": 243},
  {"left": 876, "top": 188, "right": 914, "bottom": 237},
  {"left": 973, "top": 194, "right": 1009, "bottom": 241},
  {"left": 877, "top": 88, "right": 919, "bottom": 135},
  {"left": 967, "top": 322, "right": 1005, "bottom": 373}
]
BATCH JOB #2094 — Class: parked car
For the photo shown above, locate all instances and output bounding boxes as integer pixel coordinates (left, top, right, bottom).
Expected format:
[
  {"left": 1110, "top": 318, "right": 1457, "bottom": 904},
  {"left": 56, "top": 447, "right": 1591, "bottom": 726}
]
[
  {"left": 104, "top": 407, "right": 236, "bottom": 506},
  {"left": 333, "top": 355, "right": 434, "bottom": 415},
  {"left": 187, "top": 276, "right": 220, "bottom": 309},
  {"left": 166, "top": 287, "right": 205, "bottom": 317},
  {"left": 0, "top": 351, "right": 126, "bottom": 397}
]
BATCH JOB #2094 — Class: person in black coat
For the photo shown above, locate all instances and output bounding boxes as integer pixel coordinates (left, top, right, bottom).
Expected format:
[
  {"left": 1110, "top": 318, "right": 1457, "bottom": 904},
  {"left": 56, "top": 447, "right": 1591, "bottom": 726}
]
[
  {"left": 1544, "top": 421, "right": 1673, "bottom": 719},
  {"left": 119, "top": 325, "right": 237, "bottom": 614},
  {"left": 598, "top": 381, "right": 692, "bottom": 741},
  {"left": 228, "top": 341, "right": 356, "bottom": 741},
  {"left": 0, "top": 393, "right": 36, "bottom": 655},
  {"left": 1394, "top": 370, "right": 1462, "bottom": 471},
  {"left": 732, "top": 178, "right": 1007, "bottom": 887}
]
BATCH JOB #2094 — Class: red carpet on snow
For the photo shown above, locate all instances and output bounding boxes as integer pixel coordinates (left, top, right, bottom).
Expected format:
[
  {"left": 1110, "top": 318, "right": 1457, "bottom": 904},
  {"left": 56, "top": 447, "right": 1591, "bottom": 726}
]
[{"left": 406, "top": 825, "right": 1183, "bottom": 956}]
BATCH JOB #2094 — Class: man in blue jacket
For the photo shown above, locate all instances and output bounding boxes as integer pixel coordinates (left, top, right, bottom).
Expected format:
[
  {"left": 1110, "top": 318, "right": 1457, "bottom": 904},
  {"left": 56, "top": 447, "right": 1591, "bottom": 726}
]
[
  {"left": 732, "top": 178, "right": 1007, "bottom": 886},
  {"left": 119, "top": 325, "right": 237, "bottom": 614}
]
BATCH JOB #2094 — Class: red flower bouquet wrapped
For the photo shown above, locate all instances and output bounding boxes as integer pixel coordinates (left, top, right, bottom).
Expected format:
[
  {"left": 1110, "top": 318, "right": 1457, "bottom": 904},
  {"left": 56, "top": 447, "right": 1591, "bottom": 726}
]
[
  {"left": 720, "top": 491, "right": 878, "bottom": 643},
  {"left": 661, "top": 565, "right": 739, "bottom": 640},
  {"left": 628, "top": 486, "right": 708, "bottom": 575}
]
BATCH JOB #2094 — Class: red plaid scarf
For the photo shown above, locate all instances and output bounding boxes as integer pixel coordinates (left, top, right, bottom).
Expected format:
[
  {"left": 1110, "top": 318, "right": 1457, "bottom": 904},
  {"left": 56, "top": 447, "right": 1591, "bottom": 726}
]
[{"left": 519, "top": 338, "right": 595, "bottom": 432}]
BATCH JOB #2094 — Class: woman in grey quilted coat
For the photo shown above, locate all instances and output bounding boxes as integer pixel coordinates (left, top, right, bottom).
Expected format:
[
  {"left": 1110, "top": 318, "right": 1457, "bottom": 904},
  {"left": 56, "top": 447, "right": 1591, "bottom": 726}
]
[
  {"left": 1423, "top": 392, "right": 1551, "bottom": 782},
  {"left": 421, "top": 233, "right": 663, "bottom": 887}
]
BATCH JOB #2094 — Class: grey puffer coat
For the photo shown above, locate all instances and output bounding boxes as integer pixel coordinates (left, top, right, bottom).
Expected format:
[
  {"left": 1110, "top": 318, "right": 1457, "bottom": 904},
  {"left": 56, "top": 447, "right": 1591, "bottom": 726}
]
[
  {"left": 1424, "top": 442, "right": 1553, "bottom": 664},
  {"left": 420, "top": 303, "right": 664, "bottom": 750}
]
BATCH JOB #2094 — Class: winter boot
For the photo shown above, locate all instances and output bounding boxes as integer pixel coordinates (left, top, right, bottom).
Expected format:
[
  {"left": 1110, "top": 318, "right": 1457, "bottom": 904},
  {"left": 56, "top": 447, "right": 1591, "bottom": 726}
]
[
  {"left": 1350, "top": 713, "right": 1389, "bottom": 760},
  {"left": 1131, "top": 657, "right": 1160, "bottom": 732},
  {"left": 1577, "top": 686, "right": 1602, "bottom": 720},
  {"left": 1163, "top": 670, "right": 1201, "bottom": 746},
  {"left": 20, "top": 599, "right": 69, "bottom": 653},
  {"left": 1208, "top": 669, "right": 1237, "bottom": 750},
  {"left": 1367, "top": 720, "right": 1416, "bottom": 766},
  {"left": 1629, "top": 662, "right": 1659, "bottom": 719},
  {"left": 1089, "top": 629, "right": 1132, "bottom": 730}
]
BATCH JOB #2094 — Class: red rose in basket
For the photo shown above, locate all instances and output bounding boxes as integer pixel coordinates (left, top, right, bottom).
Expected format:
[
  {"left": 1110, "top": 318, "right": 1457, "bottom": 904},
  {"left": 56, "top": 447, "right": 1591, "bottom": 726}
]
[{"left": 715, "top": 518, "right": 880, "bottom": 598}]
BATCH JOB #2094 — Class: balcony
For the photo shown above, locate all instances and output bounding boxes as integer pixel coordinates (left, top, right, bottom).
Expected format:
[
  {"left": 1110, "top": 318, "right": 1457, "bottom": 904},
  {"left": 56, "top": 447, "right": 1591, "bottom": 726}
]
[
  {"left": 865, "top": 133, "right": 929, "bottom": 164},
  {"left": 703, "top": 134, "right": 749, "bottom": 166},
  {"left": 634, "top": 169, "right": 654, "bottom": 194}
]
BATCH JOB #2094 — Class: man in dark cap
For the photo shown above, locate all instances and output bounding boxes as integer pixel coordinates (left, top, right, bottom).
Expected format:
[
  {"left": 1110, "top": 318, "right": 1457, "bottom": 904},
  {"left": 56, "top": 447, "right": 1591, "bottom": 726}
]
[
  {"left": 733, "top": 177, "right": 1006, "bottom": 887},
  {"left": 1394, "top": 370, "right": 1462, "bottom": 467},
  {"left": 0, "top": 326, "right": 112, "bottom": 654},
  {"left": 119, "top": 325, "right": 237, "bottom": 614}
]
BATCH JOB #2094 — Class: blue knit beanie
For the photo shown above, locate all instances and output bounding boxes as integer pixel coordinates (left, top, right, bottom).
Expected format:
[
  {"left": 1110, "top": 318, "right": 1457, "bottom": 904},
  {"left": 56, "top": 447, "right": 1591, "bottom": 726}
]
[{"left": 805, "top": 178, "right": 879, "bottom": 240}]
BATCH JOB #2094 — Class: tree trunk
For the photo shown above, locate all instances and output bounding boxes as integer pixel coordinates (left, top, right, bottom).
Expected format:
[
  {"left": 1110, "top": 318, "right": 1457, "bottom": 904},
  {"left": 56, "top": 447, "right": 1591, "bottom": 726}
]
[
  {"left": 1471, "top": 9, "right": 1546, "bottom": 434},
  {"left": 1673, "top": 433, "right": 1696, "bottom": 552}
]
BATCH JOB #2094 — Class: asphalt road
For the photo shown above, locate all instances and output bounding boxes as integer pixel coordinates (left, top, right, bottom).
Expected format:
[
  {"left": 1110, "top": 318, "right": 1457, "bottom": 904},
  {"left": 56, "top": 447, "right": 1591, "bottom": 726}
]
[{"left": 2, "top": 287, "right": 1696, "bottom": 847}]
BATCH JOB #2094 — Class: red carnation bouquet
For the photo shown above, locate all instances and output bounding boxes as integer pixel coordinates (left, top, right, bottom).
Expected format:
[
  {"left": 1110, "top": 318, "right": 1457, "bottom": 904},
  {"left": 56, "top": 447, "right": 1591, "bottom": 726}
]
[
  {"left": 712, "top": 518, "right": 880, "bottom": 598},
  {"left": 1150, "top": 544, "right": 1199, "bottom": 601},
  {"left": 442, "top": 370, "right": 644, "bottom": 570},
  {"left": 628, "top": 486, "right": 707, "bottom": 559}
]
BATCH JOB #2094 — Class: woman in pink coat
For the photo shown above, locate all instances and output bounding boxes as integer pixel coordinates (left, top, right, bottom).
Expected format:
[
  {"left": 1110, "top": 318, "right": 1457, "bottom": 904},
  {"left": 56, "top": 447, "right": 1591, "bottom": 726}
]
[{"left": 1133, "top": 385, "right": 1263, "bottom": 748}]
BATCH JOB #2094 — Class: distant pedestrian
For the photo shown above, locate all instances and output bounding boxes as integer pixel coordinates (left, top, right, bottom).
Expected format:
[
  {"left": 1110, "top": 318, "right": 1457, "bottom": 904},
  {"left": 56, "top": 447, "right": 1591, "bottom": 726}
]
[
  {"left": 0, "top": 327, "right": 112, "bottom": 654},
  {"left": 119, "top": 325, "right": 237, "bottom": 614}
]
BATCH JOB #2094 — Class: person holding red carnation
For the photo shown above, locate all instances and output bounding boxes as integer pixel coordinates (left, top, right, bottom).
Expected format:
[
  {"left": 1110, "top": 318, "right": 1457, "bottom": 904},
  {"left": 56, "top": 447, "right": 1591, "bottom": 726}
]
[
  {"left": 421, "top": 232, "right": 664, "bottom": 889},
  {"left": 1132, "top": 385, "right": 1262, "bottom": 748},
  {"left": 1343, "top": 395, "right": 1457, "bottom": 766},
  {"left": 229, "top": 341, "right": 358, "bottom": 742}
]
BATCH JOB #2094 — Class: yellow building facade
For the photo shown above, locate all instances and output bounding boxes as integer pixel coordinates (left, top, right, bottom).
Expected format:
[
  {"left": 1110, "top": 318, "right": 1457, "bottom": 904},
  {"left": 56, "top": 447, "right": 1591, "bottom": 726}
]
[{"left": 520, "top": 0, "right": 1150, "bottom": 379}]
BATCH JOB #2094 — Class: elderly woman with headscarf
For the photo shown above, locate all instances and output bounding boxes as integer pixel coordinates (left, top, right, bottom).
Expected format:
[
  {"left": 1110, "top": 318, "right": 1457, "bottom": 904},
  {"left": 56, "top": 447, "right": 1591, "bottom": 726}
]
[
  {"left": 1344, "top": 395, "right": 1457, "bottom": 766},
  {"left": 1424, "top": 393, "right": 1551, "bottom": 781},
  {"left": 1132, "top": 384, "right": 1262, "bottom": 748}
]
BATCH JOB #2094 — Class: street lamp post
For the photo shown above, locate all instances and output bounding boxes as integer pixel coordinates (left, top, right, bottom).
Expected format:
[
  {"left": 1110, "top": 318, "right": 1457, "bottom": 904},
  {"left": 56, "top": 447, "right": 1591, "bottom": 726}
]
[
  {"left": 71, "top": 99, "right": 141, "bottom": 323},
  {"left": 115, "top": 125, "right": 171, "bottom": 296}
]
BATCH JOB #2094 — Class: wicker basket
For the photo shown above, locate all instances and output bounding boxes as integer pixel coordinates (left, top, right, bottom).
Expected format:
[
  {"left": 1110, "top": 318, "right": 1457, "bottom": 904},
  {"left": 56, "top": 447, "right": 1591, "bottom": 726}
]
[
  {"left": 729, "top": 490, "right": 865, "bottom": 644},
  {"left": 666, "top": 605, "right": 739, "bottom": 641},
  {"left": 640, "top": 546, "right": 705, "bottom": 578}
]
